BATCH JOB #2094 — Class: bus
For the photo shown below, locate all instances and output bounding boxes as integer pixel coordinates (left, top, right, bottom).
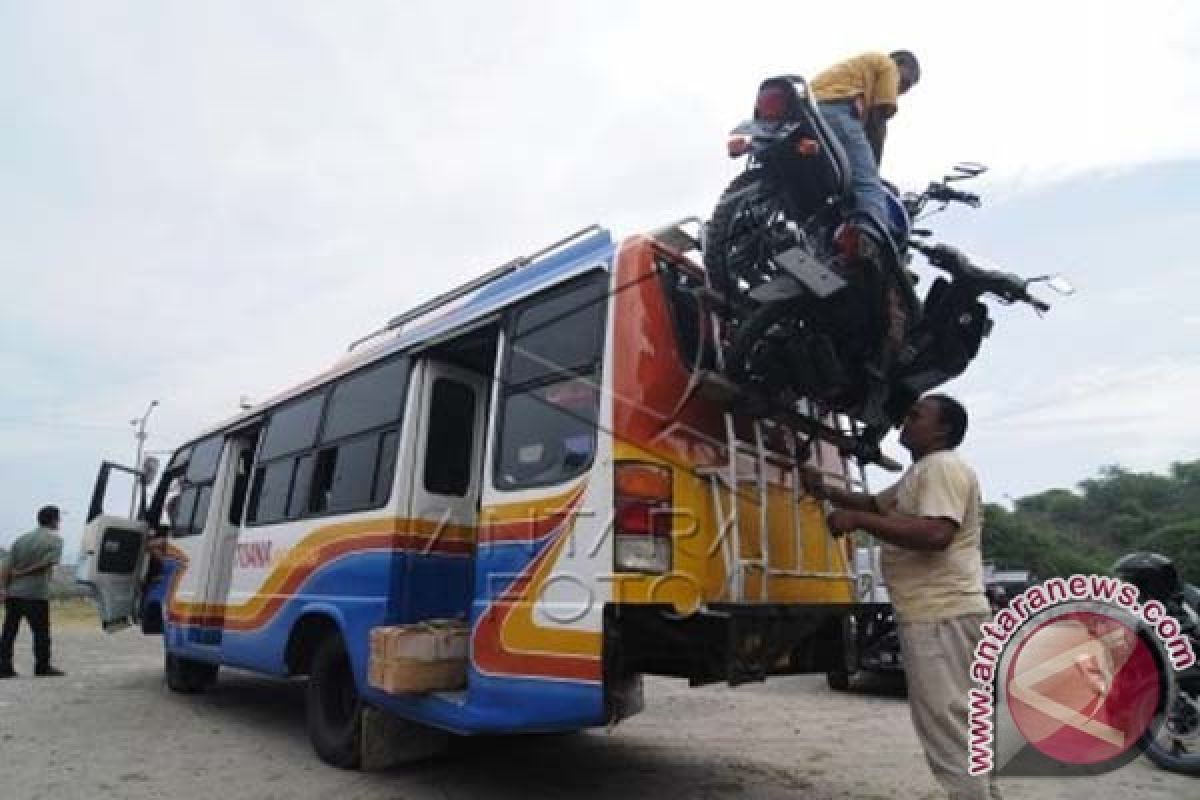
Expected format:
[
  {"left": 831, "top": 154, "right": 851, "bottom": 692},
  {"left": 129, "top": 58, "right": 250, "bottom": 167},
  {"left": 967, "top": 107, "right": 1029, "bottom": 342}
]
[{"left": 77, "top": 221, "right": 870, "bottom": 768}]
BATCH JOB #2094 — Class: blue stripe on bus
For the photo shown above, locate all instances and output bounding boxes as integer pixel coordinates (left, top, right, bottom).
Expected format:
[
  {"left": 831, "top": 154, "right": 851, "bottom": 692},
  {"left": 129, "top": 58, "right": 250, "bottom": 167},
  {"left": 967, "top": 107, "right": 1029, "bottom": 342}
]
[{"left": 159, "top": 549, "right": 602, "bottom": 733}]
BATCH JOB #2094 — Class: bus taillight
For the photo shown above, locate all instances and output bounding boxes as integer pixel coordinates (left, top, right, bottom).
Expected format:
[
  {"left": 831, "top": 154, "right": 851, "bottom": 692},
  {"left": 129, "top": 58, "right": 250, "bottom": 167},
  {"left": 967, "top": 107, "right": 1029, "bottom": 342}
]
[{"left": 614, "top": 462, "right": 672, "bottom": 574}]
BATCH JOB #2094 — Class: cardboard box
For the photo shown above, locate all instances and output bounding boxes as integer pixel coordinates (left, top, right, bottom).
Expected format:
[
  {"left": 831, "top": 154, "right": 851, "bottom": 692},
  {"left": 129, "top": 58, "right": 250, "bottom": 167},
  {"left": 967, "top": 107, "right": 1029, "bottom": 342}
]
[
  {"left": 368, "top": 657, "right": 465, "bottom": 694},
  {"left": 368, "top": 620, "right": 469, "bottom": 694},
  {"left": 370, "top": 620, "right": 469, "bottom": 661}
]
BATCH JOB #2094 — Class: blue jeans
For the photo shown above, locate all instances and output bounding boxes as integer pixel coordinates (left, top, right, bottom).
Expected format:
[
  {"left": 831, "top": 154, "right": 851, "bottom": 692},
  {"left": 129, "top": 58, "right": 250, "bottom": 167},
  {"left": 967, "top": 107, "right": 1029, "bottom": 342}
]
[{"left": 818, "top": 101, "right": 887, "bottom": 227}]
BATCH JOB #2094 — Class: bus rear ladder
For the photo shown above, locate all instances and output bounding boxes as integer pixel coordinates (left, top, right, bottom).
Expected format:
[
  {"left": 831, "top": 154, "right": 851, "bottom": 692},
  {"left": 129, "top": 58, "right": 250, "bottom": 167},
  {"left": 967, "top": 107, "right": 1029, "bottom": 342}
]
[{"left": 649, "top": 216, "right": 880, "bottom": 603}]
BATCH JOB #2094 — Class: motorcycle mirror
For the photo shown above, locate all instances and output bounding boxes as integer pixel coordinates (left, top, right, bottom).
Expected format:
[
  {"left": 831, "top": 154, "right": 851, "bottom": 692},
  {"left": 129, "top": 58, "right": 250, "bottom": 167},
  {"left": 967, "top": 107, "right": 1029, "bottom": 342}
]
[
  {"left": 1029, "top": 274, "right": 1076, "bottom": 295},
  {"left": 945, "top": 162, "right": 988, "bottom": 182},
  {"left": 140, "top": 456, "right": 161, "bottom": 487},
  {"left": 1045, "top": 276, "right": 1075, "bottom": 295}
]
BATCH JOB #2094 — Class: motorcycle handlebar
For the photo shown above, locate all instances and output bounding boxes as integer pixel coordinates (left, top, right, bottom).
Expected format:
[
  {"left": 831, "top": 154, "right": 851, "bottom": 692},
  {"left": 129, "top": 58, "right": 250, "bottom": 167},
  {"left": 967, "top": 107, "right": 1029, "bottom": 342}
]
[
  {"left": 910, "top": 241, "right": 1049, "bottom": 311},
  {"left": 926, "top": 183, "right": 981, "bottom": 208}
]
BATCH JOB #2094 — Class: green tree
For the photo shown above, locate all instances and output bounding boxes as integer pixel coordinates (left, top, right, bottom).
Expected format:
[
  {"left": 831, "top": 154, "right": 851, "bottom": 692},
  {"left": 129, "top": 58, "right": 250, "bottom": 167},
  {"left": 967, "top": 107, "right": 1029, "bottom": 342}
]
[
  {"left": 984, "top": 459, "right": 1200, "bottom": 582},
  {"left": 983, "top": 505, "right": 1109, "bottom": 578}
]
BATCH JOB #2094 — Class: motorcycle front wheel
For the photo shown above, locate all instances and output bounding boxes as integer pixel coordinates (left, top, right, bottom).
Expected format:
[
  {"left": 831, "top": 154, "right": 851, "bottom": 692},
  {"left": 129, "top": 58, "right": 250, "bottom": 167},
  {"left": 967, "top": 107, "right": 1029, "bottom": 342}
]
[
  {"left": 1144, "top": 688, "right": 1200, "bottom": 775},
  {"left": 724, "top": 293, "right": 856, "bottom": 409}
]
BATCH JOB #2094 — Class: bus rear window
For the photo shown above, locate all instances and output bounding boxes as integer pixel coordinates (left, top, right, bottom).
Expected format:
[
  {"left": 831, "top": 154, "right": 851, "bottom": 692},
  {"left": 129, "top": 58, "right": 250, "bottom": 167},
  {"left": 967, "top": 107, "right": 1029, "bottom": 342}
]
[{"left": 655, "top": 256, "right": 714, "bottom": 372}]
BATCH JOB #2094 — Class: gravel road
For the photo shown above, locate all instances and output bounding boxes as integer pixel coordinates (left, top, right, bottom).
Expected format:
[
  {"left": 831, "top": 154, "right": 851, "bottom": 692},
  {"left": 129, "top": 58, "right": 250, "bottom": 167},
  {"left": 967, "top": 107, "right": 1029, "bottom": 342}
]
[{"left": 0, "top": 623, "right": 1192, "bottom": 800}]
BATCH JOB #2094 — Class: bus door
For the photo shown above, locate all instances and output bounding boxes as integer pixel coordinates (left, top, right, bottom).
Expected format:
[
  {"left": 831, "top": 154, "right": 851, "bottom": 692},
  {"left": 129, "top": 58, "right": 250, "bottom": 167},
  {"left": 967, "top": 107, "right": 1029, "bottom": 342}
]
[
  {"left": 76, "top": 461, "right": 156, "bottom": 631},
  {"left": 150, "top": 434, "right": 228, "bottom": 649},
  {"left": 401, "top": 360, "right": 488, "bottom": 622},
  {"left": 194, "top": 424, "right": 262, "bottom": 647}
]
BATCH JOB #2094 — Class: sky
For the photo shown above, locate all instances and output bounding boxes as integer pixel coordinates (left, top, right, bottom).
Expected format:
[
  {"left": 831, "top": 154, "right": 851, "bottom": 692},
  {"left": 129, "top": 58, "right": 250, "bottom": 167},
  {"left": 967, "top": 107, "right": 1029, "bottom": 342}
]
[{"left": 1, "top": 1, "right": 1198, "bottom": 556}]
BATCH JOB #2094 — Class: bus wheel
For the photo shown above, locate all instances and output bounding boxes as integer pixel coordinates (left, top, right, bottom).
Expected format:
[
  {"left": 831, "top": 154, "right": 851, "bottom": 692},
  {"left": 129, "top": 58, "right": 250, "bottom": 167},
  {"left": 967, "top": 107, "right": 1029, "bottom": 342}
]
[
  {"left": 826, "top": 615, "right": 859, "bottom": 692},
  {"left": 307, "top": 634, "right": 363, "bottom": 769},
  {"left": 165, "top": 652, "right": 218, "bottom": 693},
  {"left": 826, "top": 669, "right": 855, "bottom": 691}
]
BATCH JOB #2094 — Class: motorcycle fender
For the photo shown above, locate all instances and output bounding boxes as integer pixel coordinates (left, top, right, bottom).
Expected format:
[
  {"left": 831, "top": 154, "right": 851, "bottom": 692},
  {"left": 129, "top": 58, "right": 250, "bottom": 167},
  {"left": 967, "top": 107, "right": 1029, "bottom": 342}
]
[
  {"left": 747, "top": 273, "right": 807, "bottom": 304},
  {"left": 730, "top": 119, "right": 803, "bottom": 140},
  {"left": 771, "top": 246, "right": 846, "bottom": 299},
  {"left": 731, "top": 119, "right": 805, "bottom": 156}
]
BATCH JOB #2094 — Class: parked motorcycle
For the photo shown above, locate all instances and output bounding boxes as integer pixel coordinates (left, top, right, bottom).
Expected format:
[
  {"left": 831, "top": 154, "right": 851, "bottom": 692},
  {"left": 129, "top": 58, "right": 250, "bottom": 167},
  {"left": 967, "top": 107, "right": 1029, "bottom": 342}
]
[
  {"left": 704, "top": 75, "right": 1069, "bottom": 464},
  {"left": 1112, "top": 552, "right": 1200, "bottom": 776}
]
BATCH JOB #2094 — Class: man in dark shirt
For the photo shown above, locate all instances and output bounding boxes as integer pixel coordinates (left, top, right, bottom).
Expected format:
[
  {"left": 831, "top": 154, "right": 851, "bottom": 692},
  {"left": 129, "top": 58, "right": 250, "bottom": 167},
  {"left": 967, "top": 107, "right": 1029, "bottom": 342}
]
[{"left": 0, "top": 505, "right": 67, "bottom": 678}]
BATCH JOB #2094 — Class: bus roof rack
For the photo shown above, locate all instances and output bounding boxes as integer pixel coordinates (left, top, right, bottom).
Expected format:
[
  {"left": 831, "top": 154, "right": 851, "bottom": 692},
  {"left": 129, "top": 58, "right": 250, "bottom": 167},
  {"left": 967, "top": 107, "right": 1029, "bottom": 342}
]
[
  {"left": 648, "top": 217, "right": 704, "bottom": 257},
  {"left": 347, "top": 224, "right": 605, "bottom": 353}
]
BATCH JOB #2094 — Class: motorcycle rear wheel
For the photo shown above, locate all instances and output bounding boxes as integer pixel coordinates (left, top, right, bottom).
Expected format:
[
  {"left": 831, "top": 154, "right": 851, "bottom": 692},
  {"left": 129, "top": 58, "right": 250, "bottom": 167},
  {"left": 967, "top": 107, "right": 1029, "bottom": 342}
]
[{"left": 704, "top": 168, "right": 799, "bottom": 303}]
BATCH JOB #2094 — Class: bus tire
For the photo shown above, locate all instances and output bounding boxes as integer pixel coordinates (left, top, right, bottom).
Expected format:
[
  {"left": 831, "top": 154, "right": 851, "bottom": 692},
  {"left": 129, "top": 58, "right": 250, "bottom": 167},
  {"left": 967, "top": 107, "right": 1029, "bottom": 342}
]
[
  {"left": 826, "top": 614, "right": 859, "bottom": 692},
  {"left": 307, "top": 633, "right": 363, "bottom": 769},
  {"left": 165, "top": 652, "right": 218, "bottom": 693},
  {"left": 825, "top": 670, "right": 854, "bottom": 691}
]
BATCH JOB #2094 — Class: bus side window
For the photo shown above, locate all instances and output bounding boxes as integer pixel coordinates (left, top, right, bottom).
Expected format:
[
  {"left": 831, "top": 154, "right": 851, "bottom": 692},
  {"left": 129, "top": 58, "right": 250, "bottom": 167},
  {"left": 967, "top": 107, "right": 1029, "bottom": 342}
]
[
  {"left": 164, "top": 434, "right": 223, "bottom": 538},
  {"left": 245, "top": 390, "right": 328, "bottom": 526},
  {"left": 424, "top": 378, "right": 476, "bottom": 497},
  {"left": 244, "top": 356, "right": 409, "bottom": 524},
  {"left": 308, "top": 432, "right": 387, "bottom": 514},
  {"left": 495, "top": 271, "right": 608, "bottom": 490},
  {"left": 304, "top": 357, "right": 409, "bottom": 515},
  {"left": 227, "top": 446, "right": 256, "bottom": 525}
]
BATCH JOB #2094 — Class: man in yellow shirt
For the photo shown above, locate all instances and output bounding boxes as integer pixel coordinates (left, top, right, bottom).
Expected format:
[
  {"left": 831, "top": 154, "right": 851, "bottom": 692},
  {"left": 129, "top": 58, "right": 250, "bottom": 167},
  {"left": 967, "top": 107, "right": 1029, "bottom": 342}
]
[
  {"left": 808, "top": 394, "right": 1000, "bottom": 799},
  {"left": 811, "top": 51, "right": 920, "bottom": 231}
]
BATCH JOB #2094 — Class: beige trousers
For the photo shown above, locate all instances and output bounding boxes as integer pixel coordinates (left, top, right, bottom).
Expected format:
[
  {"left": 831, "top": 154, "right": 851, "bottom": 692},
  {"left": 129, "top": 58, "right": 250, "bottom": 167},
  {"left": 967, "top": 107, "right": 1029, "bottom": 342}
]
[{"left": 896, "top": 612, "right": 1002, "bottom": 800}]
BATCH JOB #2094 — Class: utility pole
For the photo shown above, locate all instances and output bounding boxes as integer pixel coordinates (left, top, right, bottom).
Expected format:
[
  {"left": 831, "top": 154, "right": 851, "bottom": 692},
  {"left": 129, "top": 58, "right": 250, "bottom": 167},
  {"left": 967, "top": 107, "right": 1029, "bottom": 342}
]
[{"left": 129, "top": 400, "right": 159, "bottom": 516}]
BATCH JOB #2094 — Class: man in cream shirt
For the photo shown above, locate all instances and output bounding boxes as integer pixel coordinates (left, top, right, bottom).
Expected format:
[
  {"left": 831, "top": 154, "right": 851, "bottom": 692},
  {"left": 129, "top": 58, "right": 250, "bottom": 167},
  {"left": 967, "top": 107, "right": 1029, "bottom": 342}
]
[{"left": 810, "top": 394, "right": 998, "bottom": 800}]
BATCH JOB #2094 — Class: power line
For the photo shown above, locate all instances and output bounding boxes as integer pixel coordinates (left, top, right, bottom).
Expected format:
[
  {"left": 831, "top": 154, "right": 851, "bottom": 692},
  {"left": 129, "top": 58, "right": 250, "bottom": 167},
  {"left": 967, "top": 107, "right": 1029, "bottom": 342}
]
[
  {"left": 973, "top": 366, "right": 1180, "bottom": 427},
  {"left": 0, "top": 416, "right": 129, "bottom": 432}
]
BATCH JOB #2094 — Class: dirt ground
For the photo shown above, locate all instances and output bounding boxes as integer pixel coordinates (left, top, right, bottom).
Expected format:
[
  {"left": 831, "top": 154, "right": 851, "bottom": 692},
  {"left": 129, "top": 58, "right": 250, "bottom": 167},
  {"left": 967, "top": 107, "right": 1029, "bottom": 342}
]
[{"left": 0, "top": 604, "right": 1192, "bottom": 800}]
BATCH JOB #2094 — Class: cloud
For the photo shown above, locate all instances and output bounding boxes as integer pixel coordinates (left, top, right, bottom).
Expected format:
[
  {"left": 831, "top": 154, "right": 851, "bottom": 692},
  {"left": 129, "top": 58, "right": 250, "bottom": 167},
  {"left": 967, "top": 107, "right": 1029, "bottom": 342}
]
[
  {"left": 973, "top": 357, "right": 1200, "bottom": 434},
  {"left": 946, "top": 356, "right": 1200, "bottom": 498}
]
